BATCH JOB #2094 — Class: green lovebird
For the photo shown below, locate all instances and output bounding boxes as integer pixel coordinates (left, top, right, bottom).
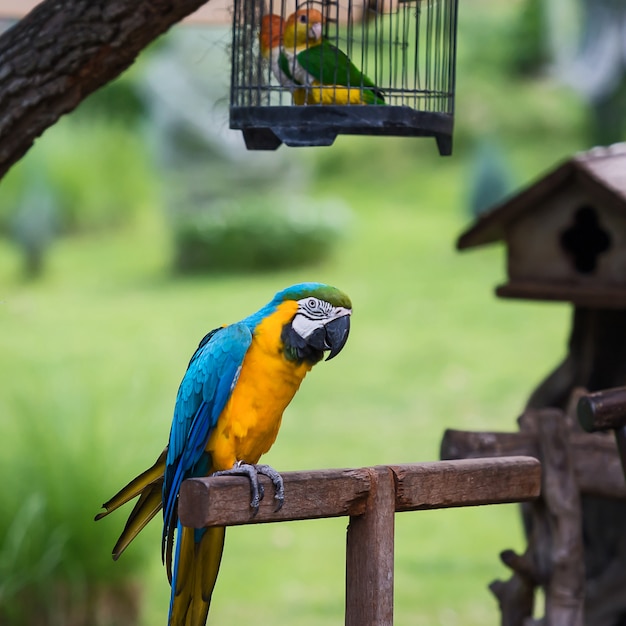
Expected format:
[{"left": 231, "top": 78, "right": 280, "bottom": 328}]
[{"left": 280, "top": 7, "right": 385, "bottom": 106}]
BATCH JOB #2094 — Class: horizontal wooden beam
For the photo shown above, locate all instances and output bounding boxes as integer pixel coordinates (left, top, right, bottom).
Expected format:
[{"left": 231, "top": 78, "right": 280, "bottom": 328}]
[
  {"left": 179, "top": 467, "right": 372, "bottom": 528},
  {"left": 178, "top": 457, "right": 540, "bottom": 529},
  {"left": 441, "top": 428, "right": 626, "bottom": 499},
  {"left": 391, "top": 457, "right": 540, "bottom": 511}
]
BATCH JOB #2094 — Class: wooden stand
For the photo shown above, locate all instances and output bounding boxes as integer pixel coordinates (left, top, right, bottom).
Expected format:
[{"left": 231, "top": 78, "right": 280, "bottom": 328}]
[
  {"left": 179, "top": 457, "right": 541, "bottom": 626},
  {"left": 439, "top": 305, "right": 626, "bottom": 626},
  {"left": 441, "top": 408, "right": 626, "bottom": 626}
]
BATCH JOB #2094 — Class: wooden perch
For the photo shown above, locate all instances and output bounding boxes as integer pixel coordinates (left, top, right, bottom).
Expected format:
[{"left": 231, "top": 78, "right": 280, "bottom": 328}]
[
  {"left": 577, "top": 385, "right": 626, "bottom": 485},
  {"left": 179, "top": 457, "right": 540, "bottom": 626},
  {"left": 178, "top": 457, "right": 541, "bottom": 528},
  {"left": 577, "top": 386, "right": 626, "bottom": 432}
]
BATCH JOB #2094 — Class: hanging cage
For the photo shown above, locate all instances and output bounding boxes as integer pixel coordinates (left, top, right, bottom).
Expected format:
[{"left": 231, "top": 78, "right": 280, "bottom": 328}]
[{"left": 229, "top": 0, "right": 459, "bottom": 154}]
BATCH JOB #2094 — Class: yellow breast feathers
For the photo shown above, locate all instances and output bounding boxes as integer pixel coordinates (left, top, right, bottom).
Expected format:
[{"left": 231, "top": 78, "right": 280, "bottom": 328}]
[{"left": 207, "top": 301, "right": 312, "bottom": 470}]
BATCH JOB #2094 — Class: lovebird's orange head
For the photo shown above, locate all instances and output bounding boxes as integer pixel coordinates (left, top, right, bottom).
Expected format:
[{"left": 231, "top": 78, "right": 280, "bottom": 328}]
[
  {"left": 259, "top": 14, "right": 285, "bottom": 58},
  {"left": 284, "top": 8, "right": 325, "bottom": 49}
]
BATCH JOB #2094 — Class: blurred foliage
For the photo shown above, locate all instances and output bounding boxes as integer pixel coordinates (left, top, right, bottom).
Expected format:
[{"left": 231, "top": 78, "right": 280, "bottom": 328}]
[
  {"left": 73, "top": 76, "right": 148, "bottom": 128},
  {"left": 0, "top": 393, "right": 148, "bottom": 625},
  {"left": 0, "top": 118, "right": 157, "bottom": 235},
  {"left": 138, "top": 27, "right": 351, "bottom": 274},
  {"left": 534, "top": 0, "right": 626, "bottom": 145},
  {"left": 9, "top": 174, "right": 60, "bottom": 279},
  {"left": 589, "top": 79, "right": 626, "bottom": 146},
  {"left": 172, "top": 194, "right": 350, "bottom": 273},
  {"left": 0, "top": 495, "right": 67, "bottom": 624},
  {"left": 467, "top": 139, "right": 515, "bottom": 217},
  {"left": 505, "top": 0, "right": 550, "bottom": 77}
]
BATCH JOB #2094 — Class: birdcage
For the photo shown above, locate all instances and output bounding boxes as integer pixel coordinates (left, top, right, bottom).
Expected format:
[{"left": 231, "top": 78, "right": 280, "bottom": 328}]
[{"left": 230, "top": 0, "right": 458, "bottom": 154}]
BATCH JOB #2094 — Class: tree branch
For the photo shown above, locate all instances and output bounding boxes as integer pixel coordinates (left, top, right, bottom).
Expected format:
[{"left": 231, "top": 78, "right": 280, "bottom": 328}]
[{"left": 0, "top": 0, "right": 210, "bottom": 180}]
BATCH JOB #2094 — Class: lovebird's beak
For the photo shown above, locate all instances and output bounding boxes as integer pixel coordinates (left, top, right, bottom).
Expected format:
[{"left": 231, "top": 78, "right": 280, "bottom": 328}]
[
  {"left": 323, "top": 314, "right": 351, "bottom": 361},
  {"left": 310, "top": 21, "right": 323, "bottom": 42}
]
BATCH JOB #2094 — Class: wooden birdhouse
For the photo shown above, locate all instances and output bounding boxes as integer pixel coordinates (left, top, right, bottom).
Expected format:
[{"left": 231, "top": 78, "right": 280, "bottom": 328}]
[
  {"left": 229, "top": 0, "right": 459, "bottom": 154},
  {"left": 457, "top": 144, "right": 626, "bottom": 309}
]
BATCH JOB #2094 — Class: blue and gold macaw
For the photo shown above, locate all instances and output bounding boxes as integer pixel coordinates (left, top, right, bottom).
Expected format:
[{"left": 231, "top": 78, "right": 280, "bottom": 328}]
[{"left": 96, "top": 283, "right": 352, "bottom": 626}]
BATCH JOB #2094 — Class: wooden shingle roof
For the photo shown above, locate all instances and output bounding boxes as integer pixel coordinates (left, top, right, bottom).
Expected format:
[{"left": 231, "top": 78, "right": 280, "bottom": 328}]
[{"left": 457, "top": 143, "right": 626, "bottom": 251}]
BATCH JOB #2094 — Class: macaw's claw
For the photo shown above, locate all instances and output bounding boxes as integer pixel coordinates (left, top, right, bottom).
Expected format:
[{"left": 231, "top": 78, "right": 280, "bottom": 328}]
[
  {"left": 212, "top": 462, "right": 284, "bottom": 515},
  {"left": 255, "top": 464, "right": 285, "bottom": 512}
]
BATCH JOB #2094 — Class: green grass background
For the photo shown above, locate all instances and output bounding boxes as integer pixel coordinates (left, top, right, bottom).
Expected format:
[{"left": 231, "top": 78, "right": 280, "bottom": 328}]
[{"left": 0, "top": 0, "right": 594, "bottom": 623}]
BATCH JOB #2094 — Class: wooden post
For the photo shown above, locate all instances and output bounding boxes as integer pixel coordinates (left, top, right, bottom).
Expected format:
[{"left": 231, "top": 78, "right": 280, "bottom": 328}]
[
  {"left": 537, "top": 411, "right": 584, "bottom": 626},
  {"left": 345, "top": 466, "right": 395, "bottom": 626}
]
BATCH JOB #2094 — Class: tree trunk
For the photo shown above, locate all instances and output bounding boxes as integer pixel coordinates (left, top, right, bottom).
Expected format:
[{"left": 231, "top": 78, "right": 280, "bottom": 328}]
[{"left": 0, "top": 0, "right": 210, "bottom": 180}]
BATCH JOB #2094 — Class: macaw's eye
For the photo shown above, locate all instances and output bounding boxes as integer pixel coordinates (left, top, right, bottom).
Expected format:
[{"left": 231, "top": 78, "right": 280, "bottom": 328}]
[{"left": 300, "top": 297, "right": 333, "bottom": 320}]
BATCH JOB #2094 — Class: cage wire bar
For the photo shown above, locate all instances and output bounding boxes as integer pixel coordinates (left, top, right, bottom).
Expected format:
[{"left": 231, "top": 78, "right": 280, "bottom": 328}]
[{"left": 230, "top": 0, "right": 458, "bottom": 153}]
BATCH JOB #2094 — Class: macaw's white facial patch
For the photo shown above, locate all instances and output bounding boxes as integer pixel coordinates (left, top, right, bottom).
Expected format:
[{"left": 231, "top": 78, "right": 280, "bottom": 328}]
[{"left": 291, "top": 297, "right": 352, "bottom": 339}]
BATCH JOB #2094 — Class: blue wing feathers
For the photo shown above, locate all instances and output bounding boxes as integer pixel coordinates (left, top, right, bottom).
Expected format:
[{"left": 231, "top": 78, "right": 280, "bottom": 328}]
[
  {"left": 163, "top": 323, "right": 253, "bottom": 538},
  {"left": 163, "top": 402, "right": 211, "bottom": 542},
  {"left": 166, "top": 325, "right": 252, "bottom": 471},
  {"left": 164, "top": 323, "right": 253, "bottom": 620}
]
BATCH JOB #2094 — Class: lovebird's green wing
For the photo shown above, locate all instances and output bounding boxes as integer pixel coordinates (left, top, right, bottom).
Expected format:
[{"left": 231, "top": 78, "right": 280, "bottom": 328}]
[
  {"left": 296, "top": 40, "right": 385, "bottom": 103},
  {"left": 278, "top": 51, "right": 300, "bottom": 84}
]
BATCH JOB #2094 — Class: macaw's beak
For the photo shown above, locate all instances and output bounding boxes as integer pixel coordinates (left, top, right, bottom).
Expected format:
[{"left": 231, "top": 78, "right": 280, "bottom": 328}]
[{"left": 308, "top": 314, "right": 351, "bottom": 361}]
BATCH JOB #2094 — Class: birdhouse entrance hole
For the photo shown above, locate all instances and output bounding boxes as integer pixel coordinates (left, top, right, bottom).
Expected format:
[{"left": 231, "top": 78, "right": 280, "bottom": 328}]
[
  {"left": 229, "top": 0, "right": 459, "bottom": 154},
  {"left": 560, "top": 206, "right": 612, "bottom": 274}
]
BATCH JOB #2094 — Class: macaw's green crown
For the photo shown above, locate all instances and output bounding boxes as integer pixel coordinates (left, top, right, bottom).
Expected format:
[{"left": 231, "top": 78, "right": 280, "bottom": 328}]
[
  {"left": 241, "top": 282, "right": 351, "bottom": 330},
  {"left": 274, "top": 282, "right": 352, "bottom": 309}
]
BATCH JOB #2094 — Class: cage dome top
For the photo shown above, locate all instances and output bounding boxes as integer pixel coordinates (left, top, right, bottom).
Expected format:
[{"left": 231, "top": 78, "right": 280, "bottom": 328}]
[{"left": 229, "top": 0, "right": 459, "bottom": 153}]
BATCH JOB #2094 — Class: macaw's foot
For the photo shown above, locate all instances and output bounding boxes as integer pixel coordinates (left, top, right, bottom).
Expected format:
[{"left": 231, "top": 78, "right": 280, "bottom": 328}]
[{"left": 212, "top": 462, "right": 284, "bottom": 515}]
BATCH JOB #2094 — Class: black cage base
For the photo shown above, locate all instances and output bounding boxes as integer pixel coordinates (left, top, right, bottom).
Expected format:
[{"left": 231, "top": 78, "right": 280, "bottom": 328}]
[{"left": 230, "top": 106, "right": 453, "bottom": 155}]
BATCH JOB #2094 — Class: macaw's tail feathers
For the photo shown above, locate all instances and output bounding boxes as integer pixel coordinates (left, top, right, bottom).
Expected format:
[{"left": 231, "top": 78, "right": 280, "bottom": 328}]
[
  {"left": 96, "top": 448, "right": 167, "bottom": 518},
  {"left": 95, "top": 448, "right": 167, "bottom": 560},
  {"left": 169, "top": 524, "right": 226, "bottom": 626},
  {"left": 111, "top": 481, "right": 163, "bottom": 560}
]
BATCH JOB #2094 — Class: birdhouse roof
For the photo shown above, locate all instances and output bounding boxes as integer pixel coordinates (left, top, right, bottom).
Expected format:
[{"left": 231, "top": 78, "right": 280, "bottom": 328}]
[{"left": 457, "top": 143, "right": 626, "bottom": 250}]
